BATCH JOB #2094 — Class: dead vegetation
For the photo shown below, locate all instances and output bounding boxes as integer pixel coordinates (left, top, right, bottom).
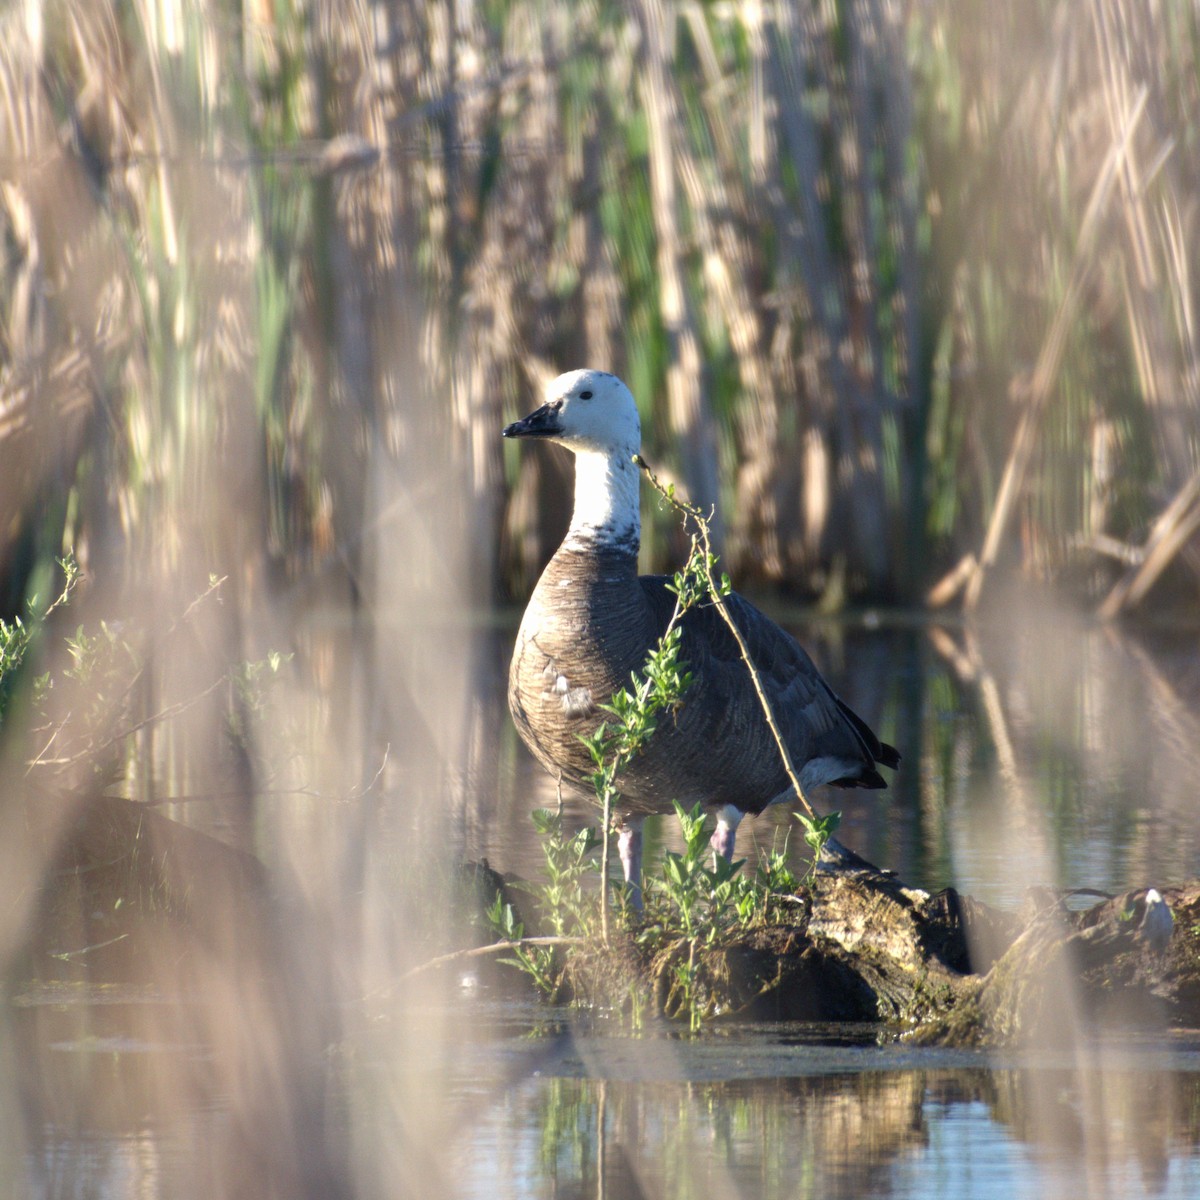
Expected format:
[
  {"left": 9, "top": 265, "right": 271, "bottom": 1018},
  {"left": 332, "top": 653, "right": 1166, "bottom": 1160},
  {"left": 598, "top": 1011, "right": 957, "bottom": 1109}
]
[{"left": 0, "top": 1, "right": 1197, "bottom": 614}]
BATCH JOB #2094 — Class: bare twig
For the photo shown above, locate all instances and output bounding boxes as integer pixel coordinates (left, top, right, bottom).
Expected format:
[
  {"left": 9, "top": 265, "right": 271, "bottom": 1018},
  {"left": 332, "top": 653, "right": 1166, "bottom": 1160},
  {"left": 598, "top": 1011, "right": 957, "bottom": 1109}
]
[
  {"left": 27, "top": 674, "right": 226, "bottom": 774},
  {"left": 25, "top": 716, "right": 71, "bottom": 771},
  {"left": 600, "top": 793, "right": 611, "bottom": 944},
  {"left": 49, "top": 934, "right": 130, "bottom": 961},
  {"left": 349, "top": 745, "right": 390, "bottom": 800},
  {"left": 102, "top": 573, "right": 231, "bottom": 742},
  {"left": 396, "top": 936, "right": 582, "bottom": 982}
]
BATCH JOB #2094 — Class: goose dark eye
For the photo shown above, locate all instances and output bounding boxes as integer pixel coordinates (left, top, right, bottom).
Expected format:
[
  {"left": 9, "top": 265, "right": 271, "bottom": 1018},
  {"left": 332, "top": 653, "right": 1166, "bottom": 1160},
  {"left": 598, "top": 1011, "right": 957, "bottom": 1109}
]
[{"left": 579, "top": 390, "right": 593, "bottom": 400}]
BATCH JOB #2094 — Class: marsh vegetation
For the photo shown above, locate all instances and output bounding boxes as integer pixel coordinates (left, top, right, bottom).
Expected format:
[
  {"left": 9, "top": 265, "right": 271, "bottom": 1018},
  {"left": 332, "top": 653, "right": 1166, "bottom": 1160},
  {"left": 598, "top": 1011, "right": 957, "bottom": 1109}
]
[{"left": 2, "top": 1, "right": 1200, "bottom": 1197}]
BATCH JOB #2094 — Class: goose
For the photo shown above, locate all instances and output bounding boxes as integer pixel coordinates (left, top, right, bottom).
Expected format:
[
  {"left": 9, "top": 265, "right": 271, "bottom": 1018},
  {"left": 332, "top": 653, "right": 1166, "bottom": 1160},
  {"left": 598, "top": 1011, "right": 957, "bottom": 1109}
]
[{"left": 503, "top": 369, "right": 898, "bottom": 904}]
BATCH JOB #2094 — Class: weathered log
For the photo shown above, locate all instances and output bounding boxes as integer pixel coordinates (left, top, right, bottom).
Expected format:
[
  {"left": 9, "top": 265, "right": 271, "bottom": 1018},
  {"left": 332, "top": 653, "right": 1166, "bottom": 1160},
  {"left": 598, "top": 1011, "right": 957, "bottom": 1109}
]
[
  {"left": 22, "top": 801, "right": 1197, "bottom": 1048},
  {"left": 460, "top": 845, "right": 1197, "bottom": 1044},
  {"left": 907, "top": 884, "right": 1192, "bottom": 1046}
]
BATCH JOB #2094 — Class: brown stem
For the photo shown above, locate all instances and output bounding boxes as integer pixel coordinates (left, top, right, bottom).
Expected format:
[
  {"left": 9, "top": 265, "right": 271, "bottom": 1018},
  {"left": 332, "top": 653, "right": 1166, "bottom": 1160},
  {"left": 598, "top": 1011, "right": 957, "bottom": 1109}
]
[
  {"left": 600, "top": 784, "right": 611, "bottom": 945},
  {"left": 635, "top": 456, "right": 816, "bottom": 820},
  {"left": 396, "top": 936, "right": 583, "bottom": 983}
]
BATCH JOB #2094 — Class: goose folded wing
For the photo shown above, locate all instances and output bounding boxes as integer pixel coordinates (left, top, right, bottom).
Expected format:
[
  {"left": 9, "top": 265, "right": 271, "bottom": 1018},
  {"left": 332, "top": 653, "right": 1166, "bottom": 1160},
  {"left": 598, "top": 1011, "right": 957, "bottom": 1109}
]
[{"left": 638, "top": 578, "right": 898, "bottom": 781}]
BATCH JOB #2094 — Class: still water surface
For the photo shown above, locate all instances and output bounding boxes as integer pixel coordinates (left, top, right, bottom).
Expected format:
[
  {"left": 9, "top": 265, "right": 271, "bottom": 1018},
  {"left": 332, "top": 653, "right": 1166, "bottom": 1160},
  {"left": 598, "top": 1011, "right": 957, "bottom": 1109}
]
[
  {"left": 435, "top": 1010, "right": 1200, "bottom": 1200},
  {"left": 13, "top": 604, "right": 1200, "bottom": 1199}
]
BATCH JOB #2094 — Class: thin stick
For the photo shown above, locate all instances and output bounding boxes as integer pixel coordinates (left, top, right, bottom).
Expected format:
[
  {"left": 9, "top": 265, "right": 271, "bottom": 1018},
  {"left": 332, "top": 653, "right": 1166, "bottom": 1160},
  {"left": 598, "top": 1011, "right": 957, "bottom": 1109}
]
[
  {"left": 395, "top": 936, "right": 583, "bottom": 982},
  {"left": 635, "top": 455, "right": 817, "bottom": 820},
  {"left": 600, "top": 786, "right": 611, "bottom": 945},
  {"left": 1098, "top": 468, "right": 1200, "bottom": 618}
]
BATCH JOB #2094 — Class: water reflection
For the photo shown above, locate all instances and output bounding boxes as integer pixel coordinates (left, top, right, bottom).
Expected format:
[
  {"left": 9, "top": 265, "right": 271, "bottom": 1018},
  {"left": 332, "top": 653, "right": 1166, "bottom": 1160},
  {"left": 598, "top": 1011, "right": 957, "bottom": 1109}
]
[
  {"left": 17, "top": 982, "right": 1200, "bottom": 1200},
  {"left": 8, "top": 606, "right": 1200, "bottom": 1199},
  {"left": 440, "top": 1036, "right": 1200, "bottom": 1200}
]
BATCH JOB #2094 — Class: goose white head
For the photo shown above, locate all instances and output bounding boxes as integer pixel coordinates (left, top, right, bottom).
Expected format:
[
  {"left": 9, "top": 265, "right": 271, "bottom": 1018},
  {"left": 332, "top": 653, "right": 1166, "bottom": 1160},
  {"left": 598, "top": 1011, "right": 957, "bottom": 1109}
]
[{"left": 504, "top": 369, "right": 643, "bottom": 552}]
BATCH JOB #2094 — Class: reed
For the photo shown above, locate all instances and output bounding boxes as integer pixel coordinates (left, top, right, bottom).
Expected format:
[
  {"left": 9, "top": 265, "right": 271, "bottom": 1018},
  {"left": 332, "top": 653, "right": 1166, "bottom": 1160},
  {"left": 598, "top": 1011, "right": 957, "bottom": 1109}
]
[{"left": 2, "top": 1, "right": 1198, "bottom": 612}]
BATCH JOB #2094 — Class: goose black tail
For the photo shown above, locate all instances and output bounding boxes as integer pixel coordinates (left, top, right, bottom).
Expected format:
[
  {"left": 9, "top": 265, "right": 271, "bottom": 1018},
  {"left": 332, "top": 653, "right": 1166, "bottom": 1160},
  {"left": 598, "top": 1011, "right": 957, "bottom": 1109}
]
[{"left": 834, "top": 697, "right": 901, "bottom": 771}]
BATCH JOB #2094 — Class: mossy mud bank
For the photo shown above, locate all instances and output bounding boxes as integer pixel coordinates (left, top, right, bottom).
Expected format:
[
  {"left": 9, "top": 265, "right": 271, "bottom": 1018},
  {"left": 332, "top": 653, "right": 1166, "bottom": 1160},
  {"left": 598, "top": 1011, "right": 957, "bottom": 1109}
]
[
  {"left": 12, "top": 795, "right": 1197, "bottom": 1049},
  {"left": 462, "top": 853, "right": 1200, "bottom": 1046}
]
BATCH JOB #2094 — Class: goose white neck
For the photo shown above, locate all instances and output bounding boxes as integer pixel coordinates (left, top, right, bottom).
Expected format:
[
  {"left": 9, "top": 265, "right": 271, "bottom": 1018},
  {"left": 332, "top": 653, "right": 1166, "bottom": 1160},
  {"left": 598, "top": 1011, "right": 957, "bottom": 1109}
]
[{"left": 564, "top": 447, "right": 641, "bottom": 554}]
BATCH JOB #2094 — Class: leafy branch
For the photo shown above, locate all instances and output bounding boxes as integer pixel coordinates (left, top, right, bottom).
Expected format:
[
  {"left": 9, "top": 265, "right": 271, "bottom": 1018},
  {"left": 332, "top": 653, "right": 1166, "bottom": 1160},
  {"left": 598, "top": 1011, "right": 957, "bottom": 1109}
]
[
  {"left": 634, "top": 455, "right": 842, "bottom": 875},
  {"left": 580, "top": 615, "right": 694, "bottom": 941}
]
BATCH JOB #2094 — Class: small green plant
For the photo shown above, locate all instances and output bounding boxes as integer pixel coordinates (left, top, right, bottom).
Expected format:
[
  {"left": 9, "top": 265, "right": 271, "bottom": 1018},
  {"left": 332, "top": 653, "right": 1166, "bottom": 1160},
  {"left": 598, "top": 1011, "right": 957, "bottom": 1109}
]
[
  {"left": 796, "top": 810, "right": 842, "bottom": 880},
  {"left": 482, "top": 809, "right": 600, "bottom": 1001},
  {"left": 755, "top": 839, "right": 799, "bottom": 896},
  {"left": 503, "top": 463, "right": 845, "bottom": 1028},
  {"left": 486, "top": 894, "right": 558, "bottom": 997},
  {"left": 527, "top": 807, "right": 600, "bottom": 938},
  {"left": 642, "top": 801, "right": 754, "bottom": 1031},
  {"left": 651, "top": 801, "right": 746, "bottom": 942},
  {"left": 0, "top": 557, "right": 80, "bottom": 723},
  {"left": 673, "top": 955, "right": 702, "bottom": 1033}
]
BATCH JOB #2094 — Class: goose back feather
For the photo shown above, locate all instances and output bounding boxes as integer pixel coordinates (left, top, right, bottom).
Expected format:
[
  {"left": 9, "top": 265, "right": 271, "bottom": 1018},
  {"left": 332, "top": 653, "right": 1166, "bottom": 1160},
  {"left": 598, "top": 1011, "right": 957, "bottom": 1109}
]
[{"left": 509, "top": 549, "right": 898, "bottom": 818}]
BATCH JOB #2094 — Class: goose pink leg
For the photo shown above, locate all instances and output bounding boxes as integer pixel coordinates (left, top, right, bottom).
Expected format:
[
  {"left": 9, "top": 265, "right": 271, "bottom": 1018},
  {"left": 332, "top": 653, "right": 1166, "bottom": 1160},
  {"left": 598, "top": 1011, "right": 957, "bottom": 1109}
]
[
  {"left": 709, "top": 804, "right": 744, "bottom": 862},
  {"left": 617, "top": 817, "right": 645, "bottom": 910}
]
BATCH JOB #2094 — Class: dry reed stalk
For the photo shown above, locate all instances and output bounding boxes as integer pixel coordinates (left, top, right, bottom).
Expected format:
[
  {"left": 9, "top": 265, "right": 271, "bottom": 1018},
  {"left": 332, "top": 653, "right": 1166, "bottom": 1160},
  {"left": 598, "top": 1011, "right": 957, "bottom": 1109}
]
[
  {"left": 671, "top": 108, "right": 782, "bottom": 573},
  {"left": 767, "top": 3, "right": 896, "bottom": 591},
  {"left": 1098, "top": 468, "right": 1200, "bottom": 618},
  {"left": 963, "top": 88, "right": 1148, "bottom": 612},
  {"left": 926, "top": 552, "right": 977, "bottom": 608},
  {"left": 634, "top": 0, "right": 722, "bottom": 542},
  {"left": 675, "top": 4, "right": 788, "bottom": 578},
  {"left": 1088, "top": 1, "right": 1200, "bottom": 601}
]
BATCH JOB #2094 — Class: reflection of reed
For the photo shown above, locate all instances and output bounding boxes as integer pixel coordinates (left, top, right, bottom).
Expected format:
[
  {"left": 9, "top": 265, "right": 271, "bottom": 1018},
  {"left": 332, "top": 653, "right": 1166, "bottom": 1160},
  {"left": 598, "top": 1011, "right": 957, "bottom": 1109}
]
[
  {"left": 462, "top": 1063, "right": 1200, "bottom": 1200},
  {"left": 1110, "top": 629, "right": 1200, "bottom": 832},
  {"left": 989, "top": 1063, "right": 1200, "bottom": 1200},
  {"left": 925, "top": 617, "right": 1054, "bottom": 861},
  {"left": 501, "top": 1071, "right": 929, "bottom": 1200},
  {"left": 927, "top": 600, "right": 1200, "bottom": 898}
]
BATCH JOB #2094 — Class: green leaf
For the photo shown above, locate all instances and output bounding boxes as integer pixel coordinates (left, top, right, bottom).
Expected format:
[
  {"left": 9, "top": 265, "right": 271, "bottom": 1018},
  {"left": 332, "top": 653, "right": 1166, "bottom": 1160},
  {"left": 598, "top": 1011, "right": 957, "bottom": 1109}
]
[{"left": 530, "top": 808, "right": 558, "bottom": 835}]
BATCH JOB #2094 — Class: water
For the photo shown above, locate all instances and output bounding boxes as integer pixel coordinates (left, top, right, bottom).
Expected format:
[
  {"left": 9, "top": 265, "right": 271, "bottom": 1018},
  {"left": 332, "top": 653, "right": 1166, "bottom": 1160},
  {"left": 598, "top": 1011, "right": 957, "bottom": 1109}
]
[
  {"left": 9, "top": 603, "right": 1200, "bottom": 1199},
  {"left": 20, "top": 991, "right": 1200, "bottom": 1199},
  {"left": 436, "top": 1030, "right": 1200, "bottom": 1200}
]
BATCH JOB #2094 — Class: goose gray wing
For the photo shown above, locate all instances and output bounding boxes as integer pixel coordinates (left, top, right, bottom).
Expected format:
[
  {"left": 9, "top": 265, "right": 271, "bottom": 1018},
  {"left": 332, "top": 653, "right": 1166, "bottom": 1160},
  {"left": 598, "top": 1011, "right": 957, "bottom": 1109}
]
[{"left": 638, "top": 577, "right": 898, "bottom": 806}]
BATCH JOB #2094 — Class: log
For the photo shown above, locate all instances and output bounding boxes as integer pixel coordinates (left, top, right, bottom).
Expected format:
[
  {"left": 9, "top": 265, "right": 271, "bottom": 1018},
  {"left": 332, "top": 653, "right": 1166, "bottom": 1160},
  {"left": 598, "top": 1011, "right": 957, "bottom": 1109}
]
[
  {"left": 913, "top": 884, "right": 1190, "bottom": 1046},
  {"left": 18, "top": 799, "right": 1197, "bottom": 1048},
  {"left": 461, "top": 846, "right": 1197, "bottom": 1044}
]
